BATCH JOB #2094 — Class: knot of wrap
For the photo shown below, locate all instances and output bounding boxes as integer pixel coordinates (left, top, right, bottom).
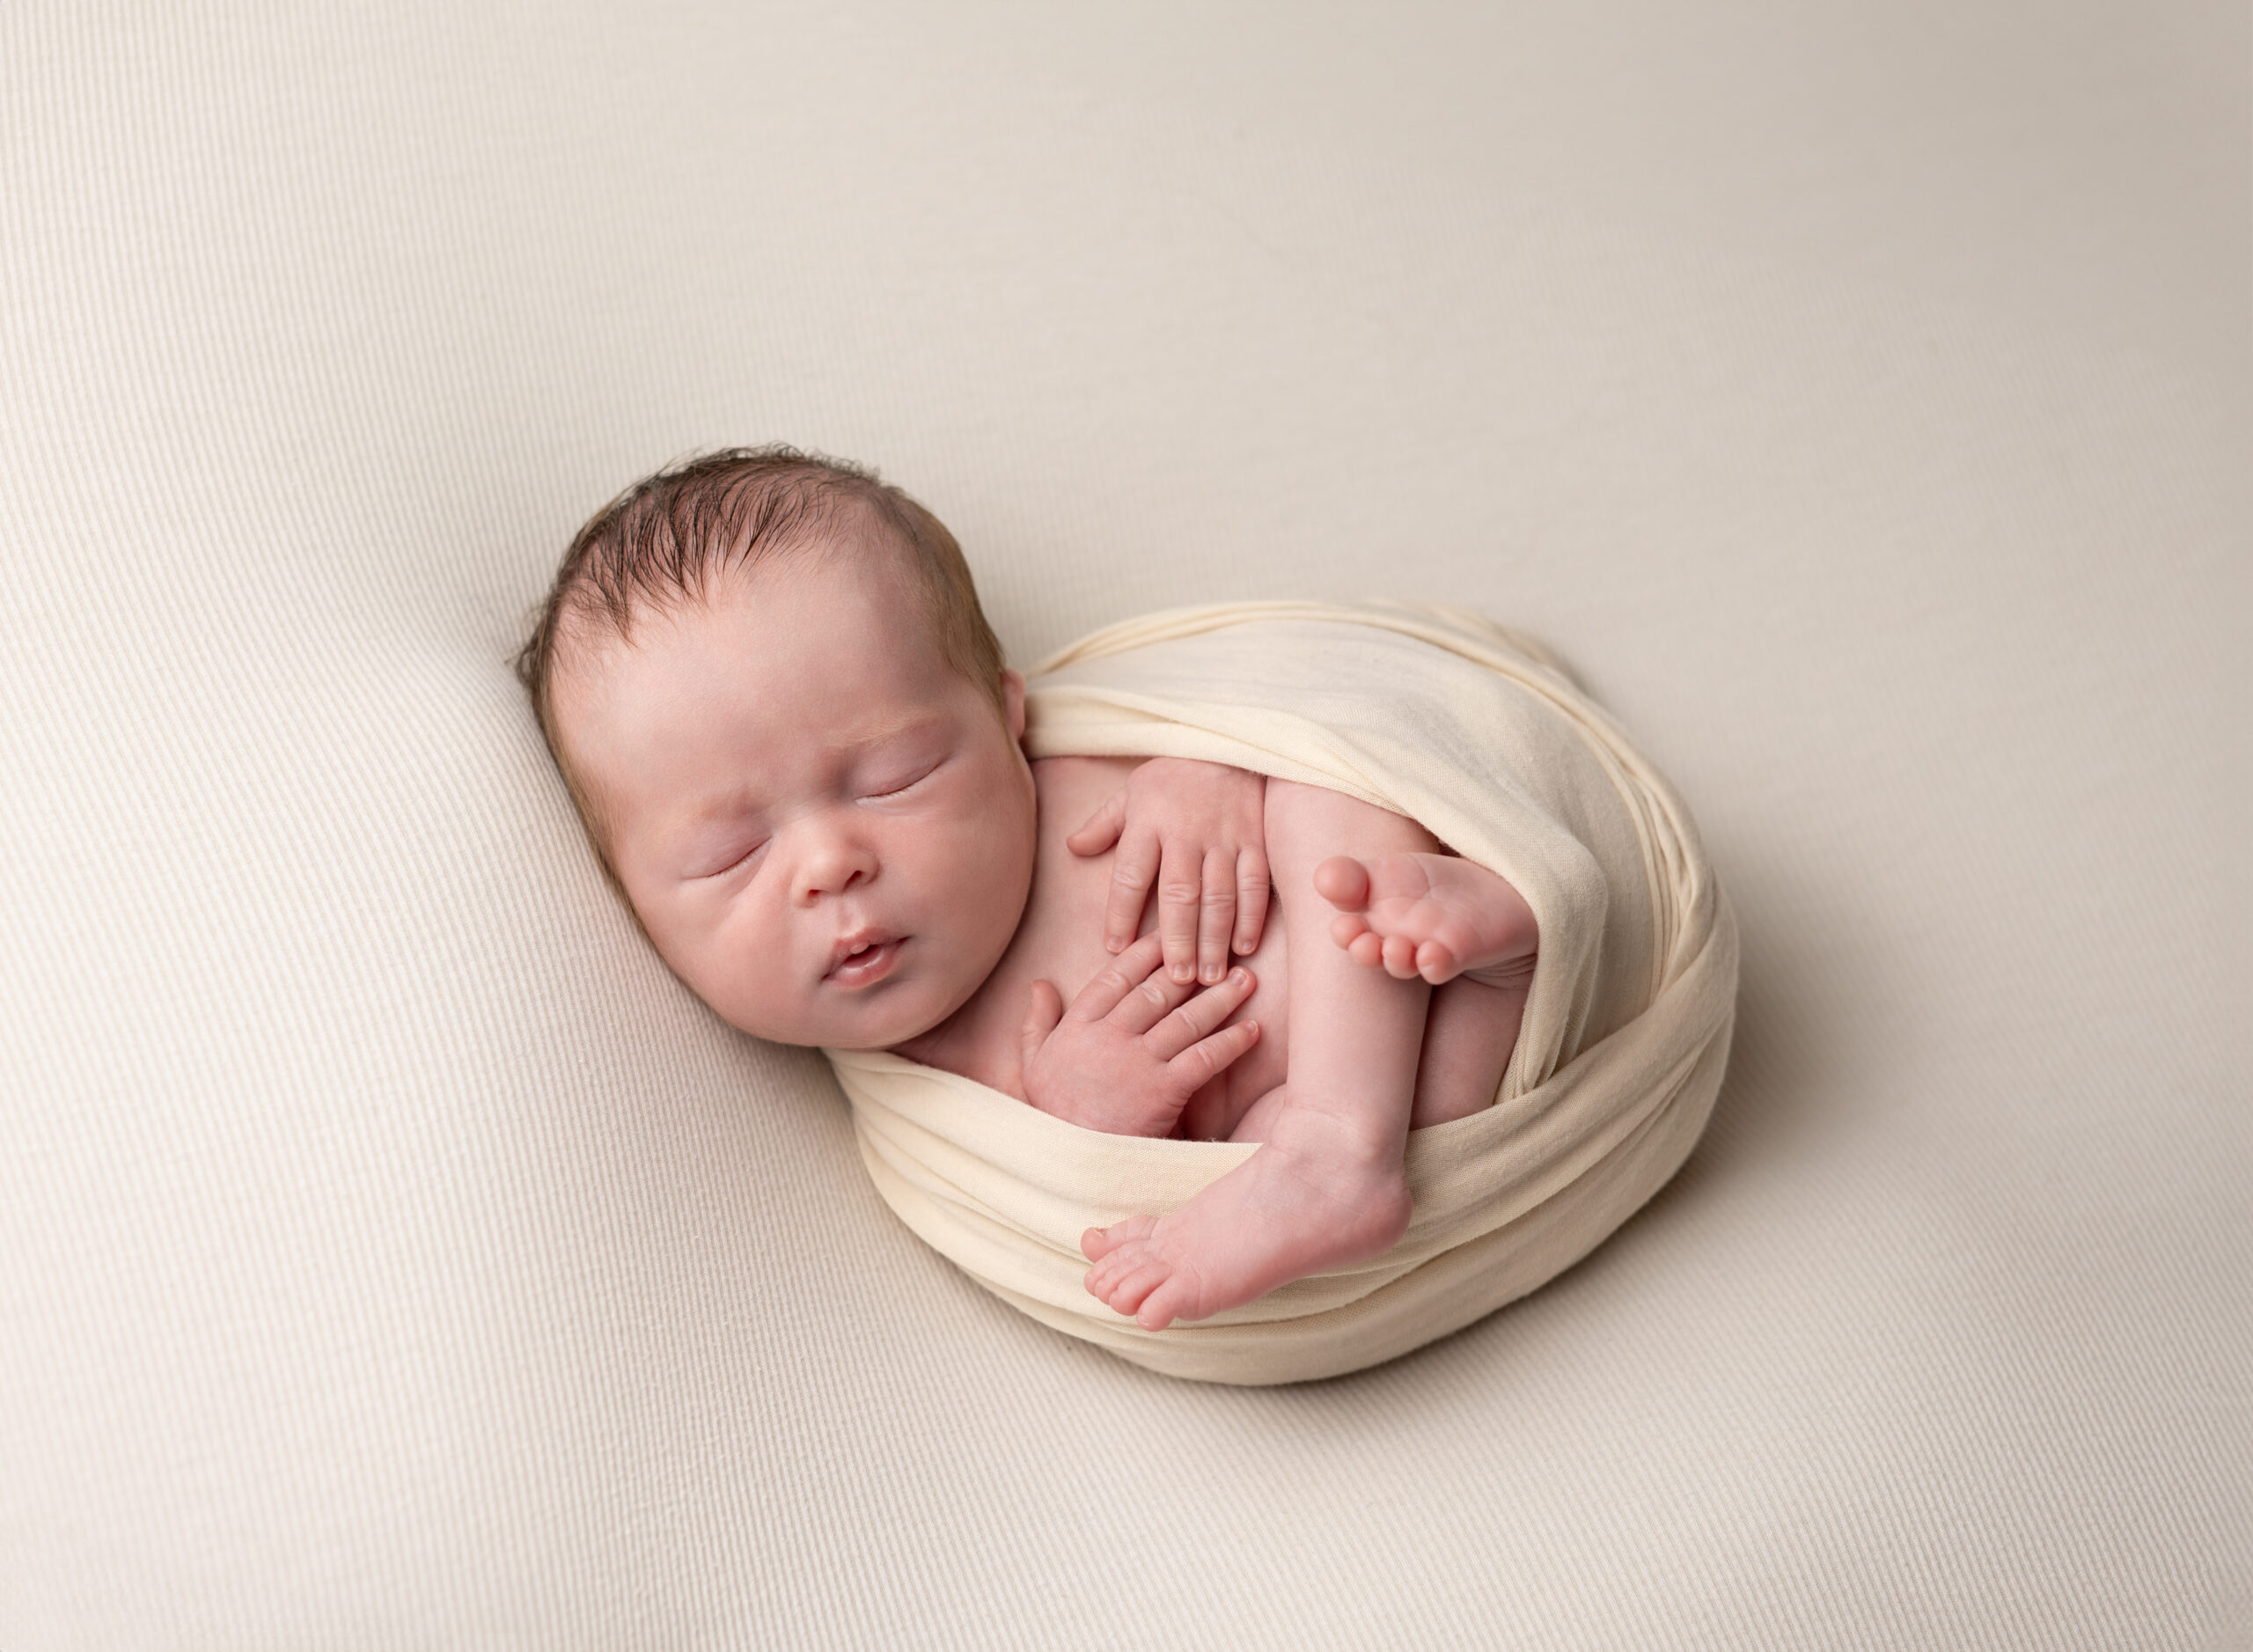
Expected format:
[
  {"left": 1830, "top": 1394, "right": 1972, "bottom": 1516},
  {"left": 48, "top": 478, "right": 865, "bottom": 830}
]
[{"left": 826, "top": 602, "right": 1739, "bottom": 1385}]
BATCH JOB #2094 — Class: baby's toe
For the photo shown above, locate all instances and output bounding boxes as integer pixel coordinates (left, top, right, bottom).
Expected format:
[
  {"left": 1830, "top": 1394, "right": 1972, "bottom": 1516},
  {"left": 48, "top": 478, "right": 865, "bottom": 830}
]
[
  {"left": 1086, "top": 1231, "right": 1166, "bottom": 1297},
  {"left": 1136, "top": 1274, "right": 1203, "bottom": 1332},
  {"left": 1329, "top": 912, "right": 1371, "bottom": 951},
  {"left": 1094, "top": 1252, "right": 1172, "bottom": 1317},
  {"left": 1381, "top": 934, "right": 1420, "bottom": 978},
  {"left": 1084, "top": 1245, "right": 1137, "bottom": 1296},
  {"left": 1082, "top": 1214, "right": 1156, "bottom": 1261},
  {"left": 1312, "top": 855, "right": 1371, "bottom": 912},
  {"left": 1415, "top": 940, "right": 1460, "bottom": 984}
]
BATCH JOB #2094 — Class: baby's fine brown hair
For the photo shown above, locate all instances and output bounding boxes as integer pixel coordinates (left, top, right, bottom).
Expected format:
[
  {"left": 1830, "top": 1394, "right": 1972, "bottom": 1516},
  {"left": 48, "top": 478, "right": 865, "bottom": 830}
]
[{"left": 517, "top": 445, "right": 1007, "bottom": 845}]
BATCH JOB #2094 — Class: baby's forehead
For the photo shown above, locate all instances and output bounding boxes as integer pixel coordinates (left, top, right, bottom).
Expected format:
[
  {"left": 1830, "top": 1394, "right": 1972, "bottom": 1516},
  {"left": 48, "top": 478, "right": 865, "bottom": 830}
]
[{"left": 556, "top": 547, "right": 951, "bottom": 742}]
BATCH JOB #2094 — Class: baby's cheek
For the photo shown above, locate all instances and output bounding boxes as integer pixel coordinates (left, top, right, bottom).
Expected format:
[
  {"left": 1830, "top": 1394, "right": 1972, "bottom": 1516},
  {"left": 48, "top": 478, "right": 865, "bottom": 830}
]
[
  {"left": 709, "top": 911, "right": 806, "bottom": 1039},
  {"left": 948, "top": 818, "right": 1031, "bottom": 931}
]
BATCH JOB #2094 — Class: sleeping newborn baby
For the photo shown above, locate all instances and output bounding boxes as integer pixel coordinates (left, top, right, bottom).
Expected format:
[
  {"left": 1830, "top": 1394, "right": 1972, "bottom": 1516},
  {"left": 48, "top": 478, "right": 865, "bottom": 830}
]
[{"left": 520, "top": 447, "right": 1539, "bottom": 1332}]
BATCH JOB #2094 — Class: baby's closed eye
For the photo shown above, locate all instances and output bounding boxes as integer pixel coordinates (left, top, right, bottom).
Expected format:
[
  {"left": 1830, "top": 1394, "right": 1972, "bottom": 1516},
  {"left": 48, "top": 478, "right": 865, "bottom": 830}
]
[
  {"left": 856, "top": 753, "right": 944, "bottom": 801},
  {"left": 689, "top": 835, "right": 770, "bottom": 879}
]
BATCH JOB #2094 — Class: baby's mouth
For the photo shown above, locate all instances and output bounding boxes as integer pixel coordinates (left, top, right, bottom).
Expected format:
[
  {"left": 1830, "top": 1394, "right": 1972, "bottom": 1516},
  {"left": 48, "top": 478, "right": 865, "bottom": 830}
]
[{"left": 826, "top": 932, "right": 905, "bottom": 988}]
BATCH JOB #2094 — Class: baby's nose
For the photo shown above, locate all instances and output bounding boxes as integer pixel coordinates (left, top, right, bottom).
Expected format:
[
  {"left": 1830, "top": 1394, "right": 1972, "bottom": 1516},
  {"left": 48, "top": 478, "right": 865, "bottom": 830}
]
[{"left": 791, "top": 820, "right": 878, "bottom": 903}]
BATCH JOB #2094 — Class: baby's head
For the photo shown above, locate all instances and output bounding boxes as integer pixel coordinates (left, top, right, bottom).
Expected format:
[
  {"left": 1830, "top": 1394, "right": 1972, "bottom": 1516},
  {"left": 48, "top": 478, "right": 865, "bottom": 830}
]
[{"left": 518, "top": 448, "right": 1038, "bottom": 1051}]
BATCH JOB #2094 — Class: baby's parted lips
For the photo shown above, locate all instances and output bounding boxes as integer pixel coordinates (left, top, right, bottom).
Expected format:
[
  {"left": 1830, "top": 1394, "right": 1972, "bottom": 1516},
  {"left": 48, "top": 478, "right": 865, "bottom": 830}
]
[{"left": 826, "top": 929, "right": 904, "bottom": 980}]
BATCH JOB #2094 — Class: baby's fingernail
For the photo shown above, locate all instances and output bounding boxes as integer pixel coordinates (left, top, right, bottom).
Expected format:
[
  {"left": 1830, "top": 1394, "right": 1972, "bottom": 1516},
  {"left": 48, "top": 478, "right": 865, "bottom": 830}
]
[{"left": 1171, "top": 966, "right": 1193, "bottom": 983}]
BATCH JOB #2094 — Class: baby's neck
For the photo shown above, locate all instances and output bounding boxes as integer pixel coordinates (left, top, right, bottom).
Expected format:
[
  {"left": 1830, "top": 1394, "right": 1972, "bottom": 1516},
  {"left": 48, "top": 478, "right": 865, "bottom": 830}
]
[{"left": 888, "top": 985, "right": 1000, "bottom": 1086}]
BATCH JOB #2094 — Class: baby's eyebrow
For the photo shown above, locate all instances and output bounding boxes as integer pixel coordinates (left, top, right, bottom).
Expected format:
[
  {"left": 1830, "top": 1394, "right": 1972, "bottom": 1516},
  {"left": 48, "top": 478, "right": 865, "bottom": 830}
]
[
  {"left": 681, "top": 789, "right": 763, "bottom": 827},
  {"left": 840, "top": 710, "right": 947, "bottom": 752}
]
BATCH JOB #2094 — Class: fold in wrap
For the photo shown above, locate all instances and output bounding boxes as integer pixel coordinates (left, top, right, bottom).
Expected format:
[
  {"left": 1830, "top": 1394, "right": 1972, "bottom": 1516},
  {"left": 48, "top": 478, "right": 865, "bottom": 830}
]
[{"left": 825, "top": 602, "right": 1739, "bottom": 1385}]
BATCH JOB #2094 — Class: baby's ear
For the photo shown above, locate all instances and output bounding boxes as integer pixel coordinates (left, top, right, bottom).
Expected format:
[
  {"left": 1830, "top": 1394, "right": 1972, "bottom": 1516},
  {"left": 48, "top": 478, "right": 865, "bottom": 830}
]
[{"left": 1002, "top": 669, "right": 1027, "bottom": 742}]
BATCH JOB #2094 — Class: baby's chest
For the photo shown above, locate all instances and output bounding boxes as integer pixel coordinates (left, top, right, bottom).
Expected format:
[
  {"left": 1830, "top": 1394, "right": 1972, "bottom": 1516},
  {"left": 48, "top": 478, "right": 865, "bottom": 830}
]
[{"left": 1022, "top": 755, "right": 1287, "bottom": 970}]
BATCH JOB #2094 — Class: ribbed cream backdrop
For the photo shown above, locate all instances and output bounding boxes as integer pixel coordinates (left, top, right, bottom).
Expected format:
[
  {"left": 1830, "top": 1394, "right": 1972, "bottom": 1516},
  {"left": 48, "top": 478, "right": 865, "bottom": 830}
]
[{"left": 2, "top": 4, "right": 2245, "bottom": 1648}]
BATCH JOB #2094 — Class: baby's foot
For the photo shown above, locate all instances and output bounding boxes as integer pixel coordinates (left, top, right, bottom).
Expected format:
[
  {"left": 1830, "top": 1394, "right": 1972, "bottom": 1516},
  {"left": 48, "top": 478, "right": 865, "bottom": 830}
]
[
  {"left": 1080, "top": 1113, "right": 1412, "bottom": 1331},
  {"left": 1312, "top": 852, "right": 1538, "bottom": 987}
]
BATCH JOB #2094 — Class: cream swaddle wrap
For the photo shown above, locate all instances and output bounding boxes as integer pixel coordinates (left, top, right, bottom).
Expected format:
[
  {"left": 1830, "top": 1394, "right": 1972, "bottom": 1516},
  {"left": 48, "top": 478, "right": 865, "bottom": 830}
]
[{"left": 825, "top": 601, "right": 1739, "bottom": 1385}]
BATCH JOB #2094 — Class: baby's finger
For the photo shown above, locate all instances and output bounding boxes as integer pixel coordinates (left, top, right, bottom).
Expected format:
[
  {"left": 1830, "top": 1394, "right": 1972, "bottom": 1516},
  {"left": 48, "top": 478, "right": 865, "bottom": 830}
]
[
  {"left": 1233, "top": 844, "right": 1271, "bottom": 955},
  {"left": 1145, "top": 966, "right": 1255, "bottom": 1061},
  {"left": 1166, "top": 1018, "right": 1260, "bottom": 1092},
  {"left": 1197, "top": 847, "right": 1236, "bottom": 984},
  {"left": 1070, "top": 933, "right": 1166, "bottom": 1021},
  {"left": 1102, "top": 826, "right": 1160, "bottom": 953},
  {"left": 1018, "top": 980, "right": 1064, "bottom": 1068},
  {"left": 1158, "top": 841, "right": 1203, "bottom": 984},
  {"left": 1109, "top": 948, "right": 1200, "bottom": 1035},
  {"left": 1066, "top": 787, "right": 1127, "bottom": 858}
]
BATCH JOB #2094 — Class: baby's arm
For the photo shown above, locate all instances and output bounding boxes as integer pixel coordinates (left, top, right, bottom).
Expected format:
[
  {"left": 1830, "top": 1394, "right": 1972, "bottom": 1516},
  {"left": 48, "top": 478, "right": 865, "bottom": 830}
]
[{"left": 1066, "top": 758, "right": 1268, "bottom": 987}]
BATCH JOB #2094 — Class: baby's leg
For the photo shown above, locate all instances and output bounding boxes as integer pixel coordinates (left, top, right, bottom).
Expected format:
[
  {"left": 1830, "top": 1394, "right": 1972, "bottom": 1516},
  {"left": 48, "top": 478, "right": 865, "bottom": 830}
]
[
  {"left": 1082, "top": 781, "right": 1428, "bottom": 1330},
  {"left": 1317, "top": 850, "right": 1537, "bottom": 1128},
  {"left": 1408, "top": 976, "right": 1525, "bottom": 1128},
  {"left": 1229, "top": 964, "right": 1523, "bottom": 1135}
]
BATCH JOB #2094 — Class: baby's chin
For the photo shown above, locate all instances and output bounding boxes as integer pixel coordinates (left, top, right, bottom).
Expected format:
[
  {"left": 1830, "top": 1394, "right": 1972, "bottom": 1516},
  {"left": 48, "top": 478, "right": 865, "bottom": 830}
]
[{"left": 730, "top": 957, "right": 984, "bottom": 1053}]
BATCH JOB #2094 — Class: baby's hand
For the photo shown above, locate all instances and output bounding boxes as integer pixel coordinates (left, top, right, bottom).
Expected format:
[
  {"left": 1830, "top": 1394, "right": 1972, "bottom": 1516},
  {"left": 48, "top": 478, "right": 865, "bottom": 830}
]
[
  {"left": 1018, "top": 934, "right": 1260, "bottom": 1138},
  {"left": 1066, "top": 758, "right": 1269, "bottom": 985}
]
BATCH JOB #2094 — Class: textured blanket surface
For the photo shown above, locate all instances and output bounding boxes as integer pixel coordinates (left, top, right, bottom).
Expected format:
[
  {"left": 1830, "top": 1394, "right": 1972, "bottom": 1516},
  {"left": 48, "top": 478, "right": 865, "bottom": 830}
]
[{"left": 827, "top": 602, "right": 1739, "bottom": 1383}]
